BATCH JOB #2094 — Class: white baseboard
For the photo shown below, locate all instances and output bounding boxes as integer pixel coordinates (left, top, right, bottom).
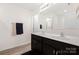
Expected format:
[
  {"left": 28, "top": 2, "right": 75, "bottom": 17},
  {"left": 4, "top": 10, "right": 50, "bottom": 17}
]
[{"left": 0, "top": 42, "right": 31, "bottom": 55}]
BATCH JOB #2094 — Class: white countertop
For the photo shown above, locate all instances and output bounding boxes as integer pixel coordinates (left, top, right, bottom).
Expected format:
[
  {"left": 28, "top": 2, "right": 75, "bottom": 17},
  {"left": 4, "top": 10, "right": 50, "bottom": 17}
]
[{"left": 32, "top": 32, "right": 79, "bottom": 46}]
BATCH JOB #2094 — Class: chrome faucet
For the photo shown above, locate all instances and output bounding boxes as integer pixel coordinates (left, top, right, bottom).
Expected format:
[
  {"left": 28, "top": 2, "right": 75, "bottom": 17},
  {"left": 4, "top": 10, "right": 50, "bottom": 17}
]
[{"left": 60, "top": 32, "right": 64, "bottom": 37}]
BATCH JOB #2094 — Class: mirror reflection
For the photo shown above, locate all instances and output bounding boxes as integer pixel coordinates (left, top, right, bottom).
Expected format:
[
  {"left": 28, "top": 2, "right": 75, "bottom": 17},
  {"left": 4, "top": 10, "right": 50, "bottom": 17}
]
[{"left": 33, "top": 3, "right": 79, "bottom": 37}]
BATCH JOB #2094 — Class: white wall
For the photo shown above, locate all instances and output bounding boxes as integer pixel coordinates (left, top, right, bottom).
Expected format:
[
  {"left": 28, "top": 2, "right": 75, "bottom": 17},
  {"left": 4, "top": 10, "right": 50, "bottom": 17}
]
[
  {"left": 33, "top": 14, "right": 39, "bottom": 32},
  {"left": 0, "top": 4, "right": 32, "bottom": 51}
]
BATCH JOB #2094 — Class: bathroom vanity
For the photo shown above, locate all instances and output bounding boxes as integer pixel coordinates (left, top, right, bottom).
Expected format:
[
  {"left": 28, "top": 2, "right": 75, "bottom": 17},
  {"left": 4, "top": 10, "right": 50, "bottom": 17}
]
[{"left": 31, "top": 32, "right": 79, "bottom": 55}]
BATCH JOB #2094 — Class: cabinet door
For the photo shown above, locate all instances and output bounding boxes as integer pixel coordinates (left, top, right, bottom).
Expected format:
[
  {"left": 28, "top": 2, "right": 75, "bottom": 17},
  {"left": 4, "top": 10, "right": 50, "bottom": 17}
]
[
  {"left": 32, "top": 39, "right": 42, "bottom": 53},
  {"left": 31, "top": 34, "right": 42, "bottom": 54},
  {"left": 60, "top": 43, "right": 79, "bottom": 55},
  {"left": 43, "top": 43, "right": 56, "bottom": 55},
  {"left": 54, "top": 41, "right": 79, "bottom": 55}
]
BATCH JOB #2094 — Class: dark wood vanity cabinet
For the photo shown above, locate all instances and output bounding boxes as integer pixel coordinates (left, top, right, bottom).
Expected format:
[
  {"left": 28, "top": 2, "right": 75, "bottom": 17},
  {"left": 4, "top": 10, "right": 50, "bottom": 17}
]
[
  {"left": 43, "top": 37, "right": 79, "bottom": 55},
  {"left": 31, "top": 34, "right": 79, "bottom": 55}
]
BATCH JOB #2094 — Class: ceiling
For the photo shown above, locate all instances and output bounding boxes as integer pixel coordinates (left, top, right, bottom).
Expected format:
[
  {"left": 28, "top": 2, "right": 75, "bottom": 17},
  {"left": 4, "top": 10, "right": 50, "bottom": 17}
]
[
  {"left": 14, "top": 3, "right": 42, "bottom": 12},
  {"left": 40, "top": 3, "right": 79, "bottom": 17},
  {"left": 1, "top": 3, "right": 79, "bottom": 16},
  {"left": 0, "top": 3, "right": 42, "bottom": 13}
]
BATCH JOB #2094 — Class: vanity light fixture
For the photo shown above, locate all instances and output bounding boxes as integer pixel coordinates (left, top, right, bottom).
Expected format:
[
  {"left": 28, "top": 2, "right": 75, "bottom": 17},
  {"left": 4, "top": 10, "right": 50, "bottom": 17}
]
[
  {"left": 40, "top": 3, "right": 56, "bottom": 13},
  {"left": 40, "top": 3, "right": 49, "bottom": 9},
  {"left": 40, "top": 3, "right": 51, "bottom": 12}
]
